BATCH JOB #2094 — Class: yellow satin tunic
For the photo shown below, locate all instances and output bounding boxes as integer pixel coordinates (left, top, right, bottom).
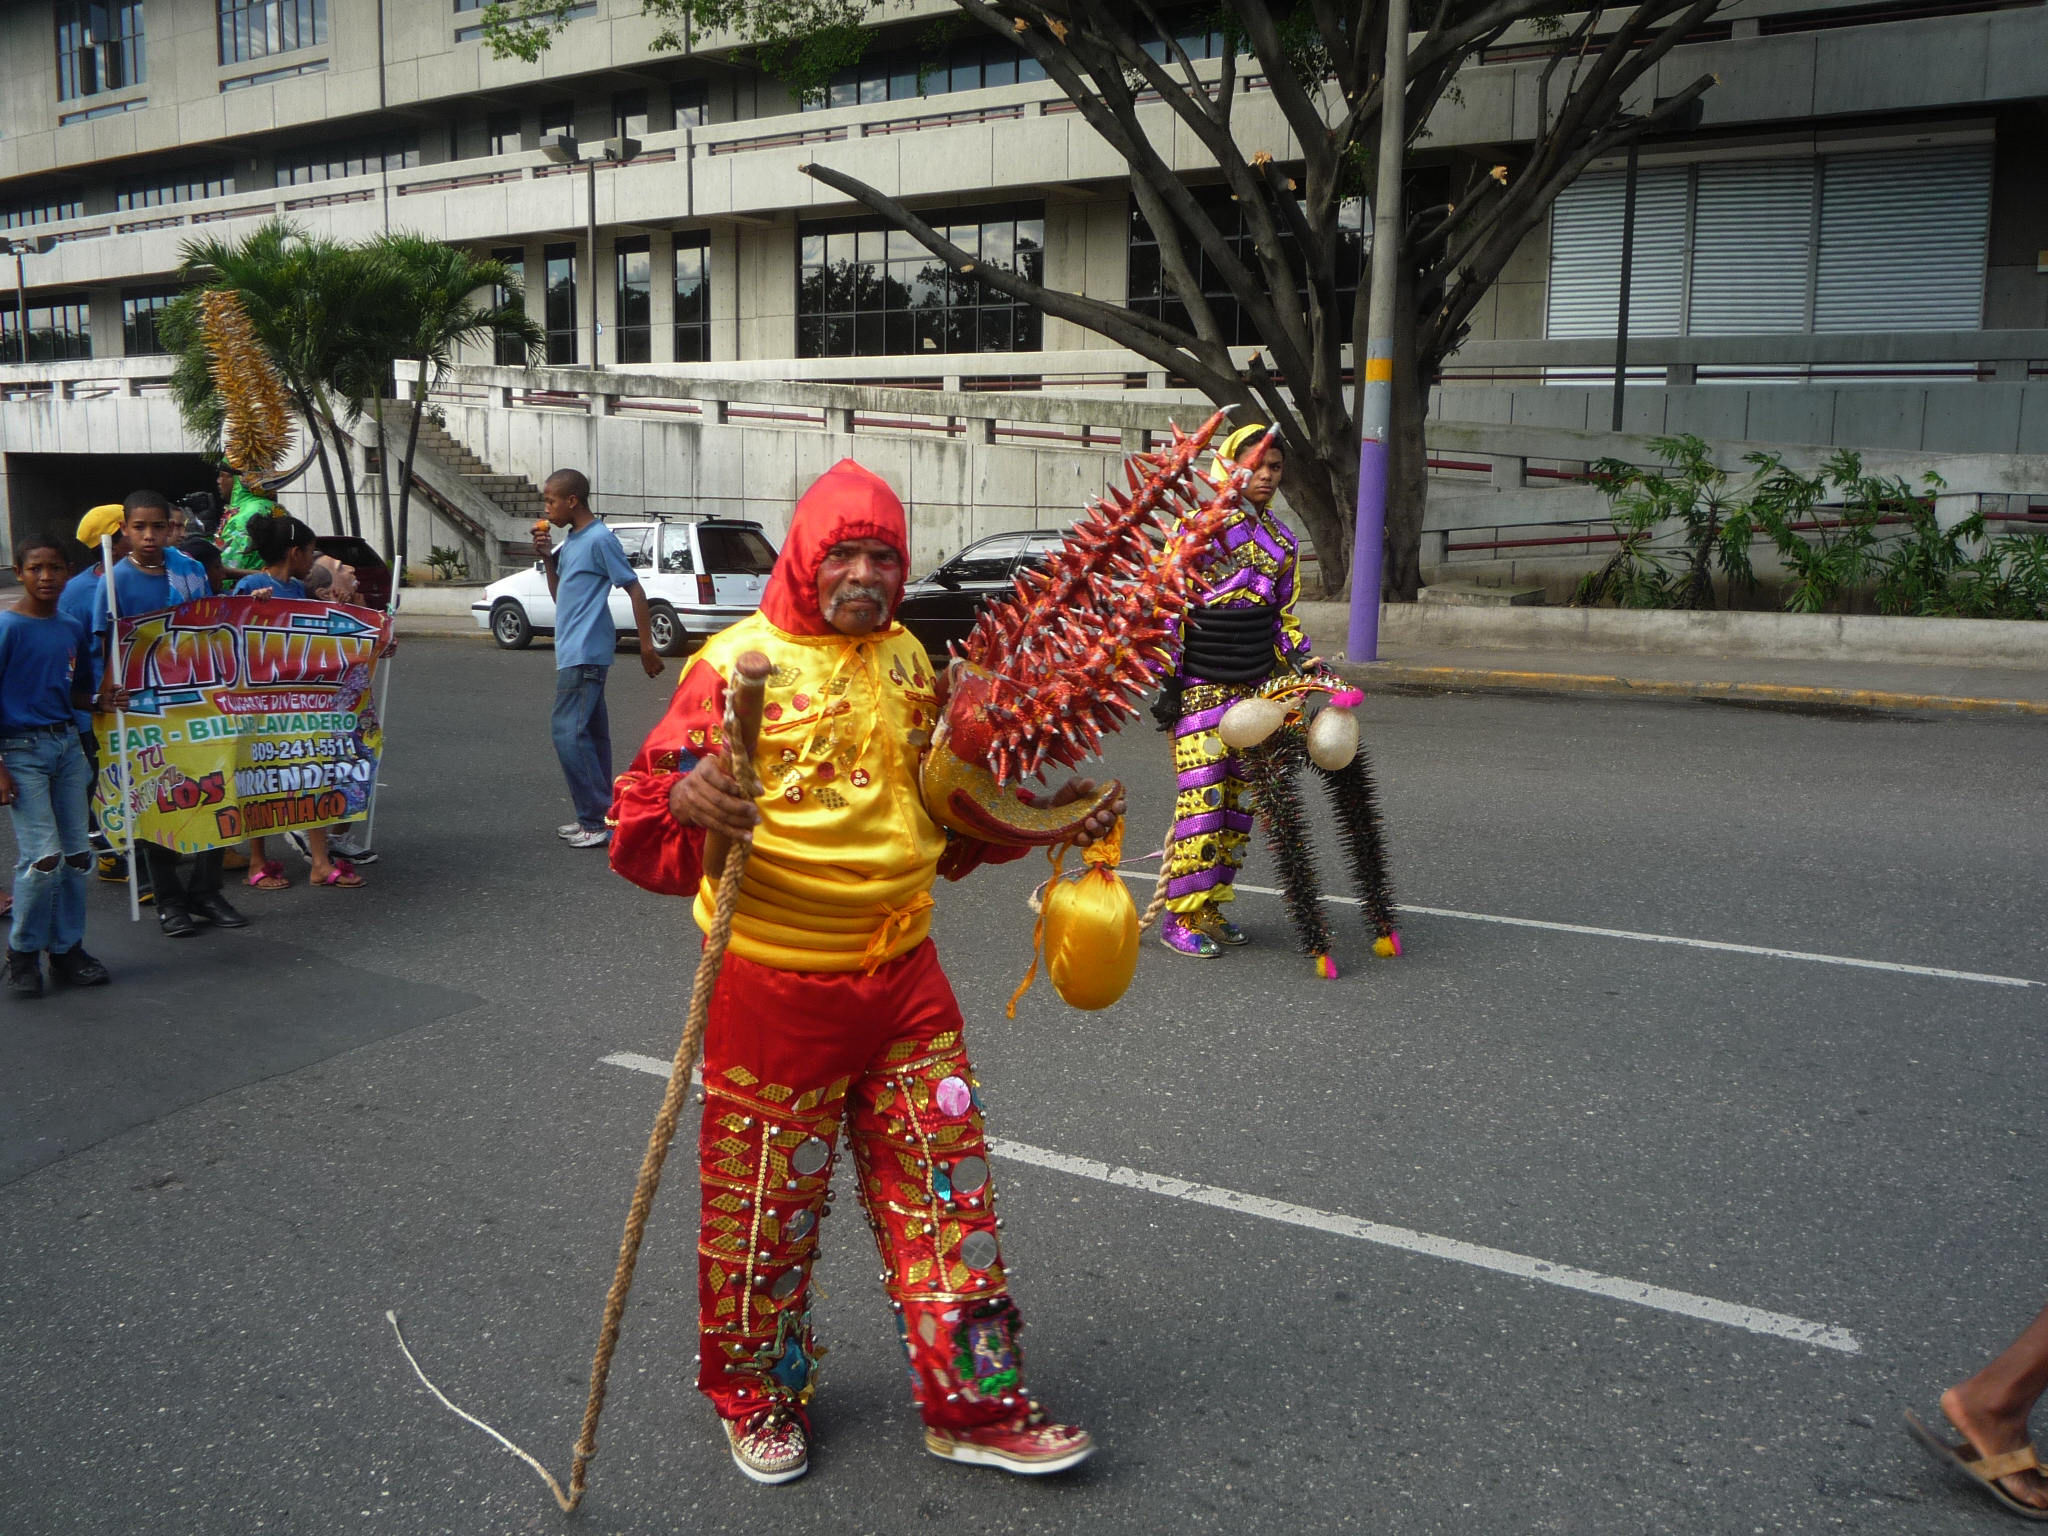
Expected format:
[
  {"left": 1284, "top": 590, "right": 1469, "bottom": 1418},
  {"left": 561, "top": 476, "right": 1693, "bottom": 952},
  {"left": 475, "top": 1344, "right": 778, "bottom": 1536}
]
[{"left": 688, "top": 612, "right": 947, "bottom": 972}]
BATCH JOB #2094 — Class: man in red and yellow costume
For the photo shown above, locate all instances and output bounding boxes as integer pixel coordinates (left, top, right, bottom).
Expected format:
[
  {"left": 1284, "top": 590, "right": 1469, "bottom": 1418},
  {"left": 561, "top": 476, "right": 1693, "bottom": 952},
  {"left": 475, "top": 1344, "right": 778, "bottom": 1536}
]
[{"left": 609, "top": 460, "right": 1110, "bottom": 1487}]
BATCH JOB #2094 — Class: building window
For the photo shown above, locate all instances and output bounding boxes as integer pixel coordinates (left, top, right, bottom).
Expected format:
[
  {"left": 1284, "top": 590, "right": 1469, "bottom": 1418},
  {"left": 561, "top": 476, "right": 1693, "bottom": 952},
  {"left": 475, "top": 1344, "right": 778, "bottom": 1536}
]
[
  {"left": 1544, "top": 144, "right": 1994, "bottom": 347},
  {"left": 673, "top": 231, "right": 709, "bottom": 361},
  {"left": 56, "top": 1, "right": 146, "bottom": 102},
  {"left": 122, "top": 285, "right": 178, "bottom": 354},
  {"left": 274, "top": 133, "right": 419, "bottom": 187},
  {"left": 671, "top": 79, "right": 708, "bottom": 127},
  {"left": 116, "top": 166, "right": 235, "bottom": 209},
  {"left": 456, "top": 0, "right": 586, "bottom": 40},
  {"left": 218, "top": 0, "right": 326, "bottom": 64},
  {"left": 2, "top": 196, "right": 85, "bottom": 230},
  {"left": 1141, "top": 5, "right": 1230, "bottom": 63},
  {"left": 798, "top": 203, "right": 1043, "bottom": 357},
  {"left": 614, "top": 235, "right": 650, "bottom": 364},
  {"left": 539, "top": 102, "right": 574, "bottom": 144},
  {"left": 1127, "top": 182, "right": 1365, "bottom": 346},
  {"left": 804, "top": 35, "right": 1044, "bottom": 111},
  {"left": 612, "top": 91, "right": 647, "bottom": 145},
  {"left": 491, "top": 247, "right": 525, "bottom": 365},
  {"left": 2, "top": 293, "right": 93, "bottom": 363},
  {"left": 486, "top": 110, "right": 520, "bottom": 156},
  {"left": 544, "top": 241, "right": 577, "bottom": 365}
]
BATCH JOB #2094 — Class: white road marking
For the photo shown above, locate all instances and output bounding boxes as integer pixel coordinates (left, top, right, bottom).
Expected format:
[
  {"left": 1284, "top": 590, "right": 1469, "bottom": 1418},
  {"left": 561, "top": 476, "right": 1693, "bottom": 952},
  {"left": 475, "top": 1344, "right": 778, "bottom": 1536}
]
[
  {"left": 600, "top": 1052, "right": 1862, "bottom": 1355},
  {"left": 1123, "top": 871, "right": 2042, "bottom": 990}
]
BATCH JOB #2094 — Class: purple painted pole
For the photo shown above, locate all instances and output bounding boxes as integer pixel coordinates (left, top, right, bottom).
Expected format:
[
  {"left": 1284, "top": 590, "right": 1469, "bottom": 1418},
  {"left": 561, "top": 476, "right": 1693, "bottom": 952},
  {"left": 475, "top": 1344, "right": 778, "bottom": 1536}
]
[
  {"left": 1345, "top": 0, "right": 1408, "bottom": 663},
  {"left": 1347, "top": 430, "right": 1388, "bottom": 661}
]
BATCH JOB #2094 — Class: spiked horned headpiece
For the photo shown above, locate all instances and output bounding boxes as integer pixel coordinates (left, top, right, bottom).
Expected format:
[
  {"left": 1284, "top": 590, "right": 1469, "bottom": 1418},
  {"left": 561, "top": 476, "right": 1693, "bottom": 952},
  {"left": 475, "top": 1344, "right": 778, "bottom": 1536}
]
[{"left": 956, "top": 411, "right": 1279, "bottom": 785}]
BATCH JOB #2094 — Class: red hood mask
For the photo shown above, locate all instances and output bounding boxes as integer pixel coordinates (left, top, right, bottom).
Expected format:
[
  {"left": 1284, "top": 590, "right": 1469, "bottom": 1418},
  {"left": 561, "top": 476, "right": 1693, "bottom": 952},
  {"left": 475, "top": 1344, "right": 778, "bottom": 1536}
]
[{"left": 759, "top": 459, "right": 911, "bottom": 636}]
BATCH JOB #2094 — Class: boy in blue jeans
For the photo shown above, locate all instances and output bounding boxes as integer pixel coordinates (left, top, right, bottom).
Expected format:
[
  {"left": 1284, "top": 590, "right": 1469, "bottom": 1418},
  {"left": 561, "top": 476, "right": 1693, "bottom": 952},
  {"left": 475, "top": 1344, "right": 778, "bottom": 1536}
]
[
  {"left": 0, "top": 533, "right": 115, "bottom": 995},
  {"left": 533, "top": 468, "right": 661, "bottom": 847}
]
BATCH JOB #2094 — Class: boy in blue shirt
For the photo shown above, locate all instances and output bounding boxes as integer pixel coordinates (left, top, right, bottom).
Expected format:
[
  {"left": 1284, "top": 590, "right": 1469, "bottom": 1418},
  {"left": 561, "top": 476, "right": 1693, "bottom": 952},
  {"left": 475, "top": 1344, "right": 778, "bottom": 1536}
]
[
  {"left": 93, "top": 491, "right": 248, "bottom": 939},
  {"left": 533, "top": 468, "right": 661, "bottom": 848},
  {"left": 61, "top": 505, "right": 136, "bottom": 888},
  {"left": 0, "top": 533, "right": 115, "bottom": 994}
]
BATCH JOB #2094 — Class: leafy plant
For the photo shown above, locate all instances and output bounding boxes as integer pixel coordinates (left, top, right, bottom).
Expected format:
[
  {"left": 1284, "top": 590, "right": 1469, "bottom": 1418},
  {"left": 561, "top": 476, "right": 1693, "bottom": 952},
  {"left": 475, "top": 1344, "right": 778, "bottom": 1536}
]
[
  {"left": 426, "top": 545, "right": 470, "bottom": 580},
  {"left": 1572, "top": 435, "right": 1752, "bottom": 609}
]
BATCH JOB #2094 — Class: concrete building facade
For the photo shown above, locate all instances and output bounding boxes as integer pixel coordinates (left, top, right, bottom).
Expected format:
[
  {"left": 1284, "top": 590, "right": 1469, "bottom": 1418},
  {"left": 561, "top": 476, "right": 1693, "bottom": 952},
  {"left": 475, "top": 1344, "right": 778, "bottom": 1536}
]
[{"left": 1, "top": 0, "right": 2045, "bottom": 567}]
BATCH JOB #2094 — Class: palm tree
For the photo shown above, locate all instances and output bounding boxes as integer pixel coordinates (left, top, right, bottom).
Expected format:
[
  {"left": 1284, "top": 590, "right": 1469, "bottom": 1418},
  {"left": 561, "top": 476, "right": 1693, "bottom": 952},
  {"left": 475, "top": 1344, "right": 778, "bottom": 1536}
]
[
  {"left": 168, "top": 221, "right": 400, "bottom": 541},
  {"left": 363, "top": 235, "right": 542, "bottom": 578}
]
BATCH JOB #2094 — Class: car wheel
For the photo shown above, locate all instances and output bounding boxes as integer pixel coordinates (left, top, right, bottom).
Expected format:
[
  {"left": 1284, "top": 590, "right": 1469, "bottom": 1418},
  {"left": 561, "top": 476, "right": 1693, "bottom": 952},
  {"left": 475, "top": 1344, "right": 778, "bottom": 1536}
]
[
  {"left": 648, "top": 602, "right": 691, "bottom": 657},
  {"left": 491, "top": 599, "right": 534, "bottom": 650}
]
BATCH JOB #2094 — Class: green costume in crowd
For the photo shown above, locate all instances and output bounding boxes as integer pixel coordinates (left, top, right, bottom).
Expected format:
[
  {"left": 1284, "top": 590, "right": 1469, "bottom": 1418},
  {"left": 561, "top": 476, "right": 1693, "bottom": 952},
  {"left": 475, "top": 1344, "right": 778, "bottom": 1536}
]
[{"left": 217, "top": 476, "right": 280, "bottom": 570}]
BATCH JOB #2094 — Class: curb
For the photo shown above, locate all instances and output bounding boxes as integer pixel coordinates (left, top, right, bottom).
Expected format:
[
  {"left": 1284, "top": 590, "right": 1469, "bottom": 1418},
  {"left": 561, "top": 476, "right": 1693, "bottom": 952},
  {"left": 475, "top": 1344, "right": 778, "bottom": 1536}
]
[{"left": 1337, "top": 663, "right": 2048, "bottom": 719}]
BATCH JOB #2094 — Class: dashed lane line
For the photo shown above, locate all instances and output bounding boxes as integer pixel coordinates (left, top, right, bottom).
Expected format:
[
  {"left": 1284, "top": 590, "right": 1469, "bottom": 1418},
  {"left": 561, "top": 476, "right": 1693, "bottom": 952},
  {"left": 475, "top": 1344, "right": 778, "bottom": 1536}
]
[
  {"left": 1123, "top": 873, "right": 2042, "bottom": 991},
  {"left": 599, "top": 1051, "right": 1862, "bottom": 1355}
]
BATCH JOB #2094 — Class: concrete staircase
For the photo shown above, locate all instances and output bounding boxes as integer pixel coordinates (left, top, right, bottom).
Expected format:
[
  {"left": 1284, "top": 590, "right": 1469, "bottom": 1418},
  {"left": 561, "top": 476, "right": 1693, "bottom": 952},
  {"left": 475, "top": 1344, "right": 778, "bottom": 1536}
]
[{"left": 411, "top": 416, "right": 546, "bottom": 568}]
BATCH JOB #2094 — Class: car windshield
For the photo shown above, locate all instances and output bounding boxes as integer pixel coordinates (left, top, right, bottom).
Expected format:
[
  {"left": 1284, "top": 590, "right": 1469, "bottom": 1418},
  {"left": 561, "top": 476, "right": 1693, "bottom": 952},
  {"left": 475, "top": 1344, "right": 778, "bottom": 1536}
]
[
  {"left": 697, "top": 525, "right": 777, "bottom": 575},
  {"left": 935, "top": 534, "right": 1026, "bottom": 584},
  {"left": 614, "top": 525, "right": 657, "bottom": 569}
]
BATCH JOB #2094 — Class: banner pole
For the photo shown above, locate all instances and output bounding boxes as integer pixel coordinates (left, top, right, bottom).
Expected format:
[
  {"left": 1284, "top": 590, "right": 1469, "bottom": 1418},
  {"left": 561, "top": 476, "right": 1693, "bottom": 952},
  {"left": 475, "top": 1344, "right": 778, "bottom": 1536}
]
[
  {"left": 359, "top": 588, "right": 397, "bottom": 852},
  {"left": 99, "top": 534, "right": 140, "bottom": 924}
]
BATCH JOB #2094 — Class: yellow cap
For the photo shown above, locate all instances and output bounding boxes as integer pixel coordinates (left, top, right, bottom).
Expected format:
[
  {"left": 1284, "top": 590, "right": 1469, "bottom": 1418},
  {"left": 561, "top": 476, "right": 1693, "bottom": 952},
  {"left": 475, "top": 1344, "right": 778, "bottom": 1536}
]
[
  {"left": 1208, "top": 422, "right": 1277, "bottom": 487},
  {"left": 76, "top": 504, "right": 126, "bottom": 545}
]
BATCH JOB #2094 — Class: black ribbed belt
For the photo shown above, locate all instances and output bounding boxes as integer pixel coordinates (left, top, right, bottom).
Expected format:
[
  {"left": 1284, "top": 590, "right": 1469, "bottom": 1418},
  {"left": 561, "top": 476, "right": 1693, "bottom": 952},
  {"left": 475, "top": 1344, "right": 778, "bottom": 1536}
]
[{"left": 1180, "top": 602, "right": 1278, "bottom": 684}]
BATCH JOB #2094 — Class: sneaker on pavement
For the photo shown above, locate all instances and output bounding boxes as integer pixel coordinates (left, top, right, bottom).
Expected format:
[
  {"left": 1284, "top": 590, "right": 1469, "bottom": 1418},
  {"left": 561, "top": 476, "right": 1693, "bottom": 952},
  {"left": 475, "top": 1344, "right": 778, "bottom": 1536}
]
[
  {"left": 565, "top": 827, "right": 611, "bottom": 849},
  {"left": 924, "top": 1415, "right": 1094, "bottom": 1476},
  {"left": 96, "top": 852, "right": 129, "bottom": 883},
  {"left": 48, "top": 946, "right": 111, "bottom": 987},
  {"left": 329, "top": 836, "right": 378, "bottom": 865},
  {"left": 556, "top": 823, "right": 582, "bottom": 839},
  {"left": 283, "top": 830, "right": 312, "bottom": 860},
  {"left": 5, "top": 949, "right": 43, "bottom": 998},
  {"left": 723, "top": 1407, "right": 809, "bottom": 1485}
]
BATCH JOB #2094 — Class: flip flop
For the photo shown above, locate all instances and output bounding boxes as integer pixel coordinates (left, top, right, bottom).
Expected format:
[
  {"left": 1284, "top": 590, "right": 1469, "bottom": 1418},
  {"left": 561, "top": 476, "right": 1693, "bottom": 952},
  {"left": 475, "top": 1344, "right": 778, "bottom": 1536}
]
[
  {"left": 1906, "top": 1410, "right": 2048, "bottom": 1521},
  {"left": 313, "top": 859, "right": 365, "bottom": 889},
  {"left": 245, "top": 860, "right": 290, "bottom": 891}
]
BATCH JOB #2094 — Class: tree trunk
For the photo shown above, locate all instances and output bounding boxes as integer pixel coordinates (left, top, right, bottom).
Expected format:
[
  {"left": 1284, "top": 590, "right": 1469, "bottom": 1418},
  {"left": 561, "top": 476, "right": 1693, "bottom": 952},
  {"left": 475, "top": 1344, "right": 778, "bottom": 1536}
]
[
  {"left": 395, "top": 381, "right": 427, "bottom": 580},
  {"left": 296, "top": 397, "right": 344, "bottom": 532},
  {"left": 316, "top": 401, "right": 365, "bottom": 542},
  {"left": 373, "top": 392, "right": 397, "bottom": 563},
  {"left": 1383, "top": 278, "right": 1430, "bottom": 601}
]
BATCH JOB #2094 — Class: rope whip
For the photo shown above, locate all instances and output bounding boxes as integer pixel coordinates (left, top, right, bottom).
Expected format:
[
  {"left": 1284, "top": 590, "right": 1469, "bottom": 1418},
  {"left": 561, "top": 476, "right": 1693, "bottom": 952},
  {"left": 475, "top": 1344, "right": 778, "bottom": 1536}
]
[{"left": 390, "top": 651, "right": 772, "bottom": 1514}]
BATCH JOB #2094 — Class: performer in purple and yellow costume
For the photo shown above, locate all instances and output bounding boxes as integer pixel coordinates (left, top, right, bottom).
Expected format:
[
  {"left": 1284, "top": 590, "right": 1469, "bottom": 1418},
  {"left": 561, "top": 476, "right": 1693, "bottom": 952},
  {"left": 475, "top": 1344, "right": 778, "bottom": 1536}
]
[{"left": 1154, "top": 423, "right": 1402, "bottom": 973}]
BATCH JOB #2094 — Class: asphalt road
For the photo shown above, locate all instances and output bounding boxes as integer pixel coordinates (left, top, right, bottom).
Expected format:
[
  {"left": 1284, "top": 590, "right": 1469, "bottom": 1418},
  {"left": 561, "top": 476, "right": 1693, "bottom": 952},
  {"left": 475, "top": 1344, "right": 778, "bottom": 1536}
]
[{"left": 1, "top": 634, "right": 2043, "bottom": 1535}]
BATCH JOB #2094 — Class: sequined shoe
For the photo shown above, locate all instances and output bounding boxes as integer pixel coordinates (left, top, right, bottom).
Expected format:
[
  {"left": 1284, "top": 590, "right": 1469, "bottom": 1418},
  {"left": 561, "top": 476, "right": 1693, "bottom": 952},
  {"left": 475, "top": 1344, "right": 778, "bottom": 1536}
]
[
  {"left": 723, "top": 1406, "right": 809, "bottom": 1485},
  {"left": 1158, "top": 911, "right": 1219, "bottom": 958},
  {"left": 925, "top": 1415, "right": 1095, "bottom": 1475},
  {"left": 1196, "top": 911, "right": 1249, "bottom": 946}
]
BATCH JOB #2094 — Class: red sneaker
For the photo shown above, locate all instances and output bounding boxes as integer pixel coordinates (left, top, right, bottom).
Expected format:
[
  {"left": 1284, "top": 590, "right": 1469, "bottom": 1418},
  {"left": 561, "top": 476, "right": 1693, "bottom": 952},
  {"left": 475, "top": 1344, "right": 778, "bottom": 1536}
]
[
  {"left": 723, "top": 1405, "right": 809, "bottom": 1484},
  {"left": 924, "top": 1415, "right": 1094, "bottom": 1475}
]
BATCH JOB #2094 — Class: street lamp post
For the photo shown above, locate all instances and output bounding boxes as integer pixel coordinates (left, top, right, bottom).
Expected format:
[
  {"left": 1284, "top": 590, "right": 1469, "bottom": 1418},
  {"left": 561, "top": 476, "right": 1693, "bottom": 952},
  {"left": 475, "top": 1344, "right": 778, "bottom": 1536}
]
[
  {"left": 539, "top": 129, "right": 640, "bottom": 370},
  {"left": 4, "top": 236, "right": 56, "bottom": 366}
]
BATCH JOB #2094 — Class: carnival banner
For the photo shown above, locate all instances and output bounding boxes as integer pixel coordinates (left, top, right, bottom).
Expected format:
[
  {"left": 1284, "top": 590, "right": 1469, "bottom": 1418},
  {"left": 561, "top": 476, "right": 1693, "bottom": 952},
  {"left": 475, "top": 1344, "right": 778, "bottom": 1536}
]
[{"left": 92, "top": 596, "right": 390, "bottom": 854}]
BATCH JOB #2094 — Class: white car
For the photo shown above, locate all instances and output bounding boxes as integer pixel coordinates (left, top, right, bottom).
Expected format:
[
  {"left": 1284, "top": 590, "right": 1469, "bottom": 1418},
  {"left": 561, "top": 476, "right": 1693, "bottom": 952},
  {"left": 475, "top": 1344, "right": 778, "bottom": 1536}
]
[{"left": 474, "top": 516, "right": 778, "bottom": 655}]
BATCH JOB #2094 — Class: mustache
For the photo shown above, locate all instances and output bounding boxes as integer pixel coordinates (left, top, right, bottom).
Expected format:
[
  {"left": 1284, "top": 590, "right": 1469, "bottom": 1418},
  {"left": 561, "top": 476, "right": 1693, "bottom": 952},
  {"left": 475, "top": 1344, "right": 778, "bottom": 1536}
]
[{"left": 824, "top": 582, "right": 891, "bottom": 616}]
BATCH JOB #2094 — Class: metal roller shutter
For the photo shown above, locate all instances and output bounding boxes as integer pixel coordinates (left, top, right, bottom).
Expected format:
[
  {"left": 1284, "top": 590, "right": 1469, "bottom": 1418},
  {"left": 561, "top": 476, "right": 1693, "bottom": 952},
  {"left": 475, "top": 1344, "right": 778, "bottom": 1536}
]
[
  {"left": 1815, "top": 146, "right": 1991, "bottom": 332},
  {"left": 1544, "top": 166, "right": 1688, "bottom": 338},
  {"left": 1687, "top": 158, "right": 1815, "bottom": 335}
]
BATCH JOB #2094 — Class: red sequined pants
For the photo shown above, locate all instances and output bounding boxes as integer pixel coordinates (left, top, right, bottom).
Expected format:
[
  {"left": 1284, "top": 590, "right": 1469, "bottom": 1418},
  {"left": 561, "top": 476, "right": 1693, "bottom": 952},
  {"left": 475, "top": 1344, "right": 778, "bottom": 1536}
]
[{"left": 695, "top": 940, "right": 1031, "bottom": 1432}]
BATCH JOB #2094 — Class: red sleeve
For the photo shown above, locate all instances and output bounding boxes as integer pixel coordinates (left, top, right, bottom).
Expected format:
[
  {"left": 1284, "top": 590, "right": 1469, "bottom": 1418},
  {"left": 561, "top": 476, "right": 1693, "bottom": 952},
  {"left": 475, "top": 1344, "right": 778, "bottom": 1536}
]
[
  {"left": 936, "top": 835, "right": 1033, "bottom": 882},
  {"left": 608, "top": 658, "right": 726, "bottom": 897}
]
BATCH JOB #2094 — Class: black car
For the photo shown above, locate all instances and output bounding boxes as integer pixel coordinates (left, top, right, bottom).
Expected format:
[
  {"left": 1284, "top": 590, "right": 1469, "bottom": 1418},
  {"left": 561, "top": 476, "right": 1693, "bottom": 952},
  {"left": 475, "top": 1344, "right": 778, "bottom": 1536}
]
[{"left": 894, "top": 530, "right": 1069, "bottom": 654}]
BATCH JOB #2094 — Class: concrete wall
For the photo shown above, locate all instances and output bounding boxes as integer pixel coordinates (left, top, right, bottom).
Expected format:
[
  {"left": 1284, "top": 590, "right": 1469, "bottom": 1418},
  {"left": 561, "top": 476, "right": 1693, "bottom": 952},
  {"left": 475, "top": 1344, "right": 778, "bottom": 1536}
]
[{"left": 432, "top": 398, "right": 1131, "bottom": 572}]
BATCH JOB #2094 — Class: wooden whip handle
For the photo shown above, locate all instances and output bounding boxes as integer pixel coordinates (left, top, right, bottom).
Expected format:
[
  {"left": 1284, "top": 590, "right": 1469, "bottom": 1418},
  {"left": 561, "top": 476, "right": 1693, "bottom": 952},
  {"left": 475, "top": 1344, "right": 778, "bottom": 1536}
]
[{"left": 702, "top": 650, "right": 772, "bottom": 881}]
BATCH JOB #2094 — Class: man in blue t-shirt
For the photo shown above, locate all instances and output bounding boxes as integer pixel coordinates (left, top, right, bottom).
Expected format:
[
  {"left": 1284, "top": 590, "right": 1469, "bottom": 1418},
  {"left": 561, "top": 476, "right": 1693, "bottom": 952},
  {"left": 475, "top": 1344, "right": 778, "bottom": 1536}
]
[
  {"left": 535, "top": 468, "right": 661, "bottom": 847},
  {"left": 92, "top": 491, "right": 248, "bottom": 939}
]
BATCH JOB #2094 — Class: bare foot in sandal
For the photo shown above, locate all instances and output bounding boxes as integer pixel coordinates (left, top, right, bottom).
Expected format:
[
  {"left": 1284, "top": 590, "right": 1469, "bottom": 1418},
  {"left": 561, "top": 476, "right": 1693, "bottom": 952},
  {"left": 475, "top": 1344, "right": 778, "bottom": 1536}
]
[{"left": 1936, "top": 1301, "right": 2048, "bottom": 1513}]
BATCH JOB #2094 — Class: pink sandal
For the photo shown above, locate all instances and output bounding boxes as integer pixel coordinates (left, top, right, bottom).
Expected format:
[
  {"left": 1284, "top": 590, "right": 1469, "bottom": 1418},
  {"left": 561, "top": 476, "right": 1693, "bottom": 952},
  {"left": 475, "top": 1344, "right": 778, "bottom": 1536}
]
[
  {"left": 313, "top": 859, "right": 364, "bottom": 889},
  {"left": 246, "top": 860, "right": 290, "bottom": 891}
]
